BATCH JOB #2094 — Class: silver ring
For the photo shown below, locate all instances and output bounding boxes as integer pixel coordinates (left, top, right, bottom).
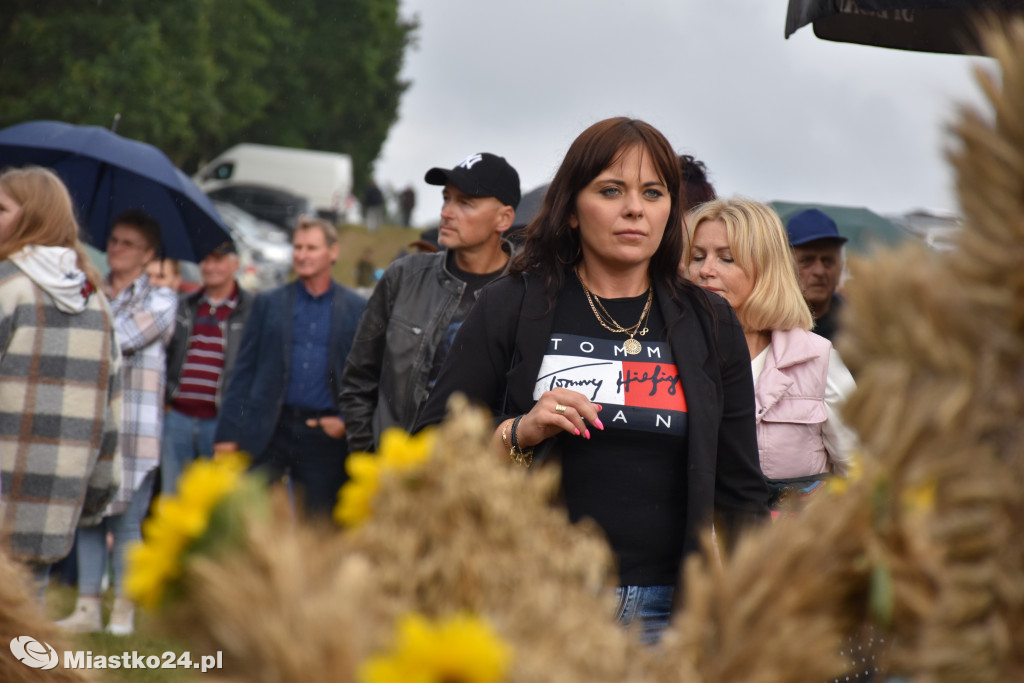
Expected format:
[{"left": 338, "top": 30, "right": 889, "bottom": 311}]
[{"left": 554, "top": 404, "right": 568, "bottom": 414}]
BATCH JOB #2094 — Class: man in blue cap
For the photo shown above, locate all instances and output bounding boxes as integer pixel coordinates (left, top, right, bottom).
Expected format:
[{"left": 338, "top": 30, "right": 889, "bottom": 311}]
[{"left": 785, "top": 209, "right": 848, "bottom": 343}]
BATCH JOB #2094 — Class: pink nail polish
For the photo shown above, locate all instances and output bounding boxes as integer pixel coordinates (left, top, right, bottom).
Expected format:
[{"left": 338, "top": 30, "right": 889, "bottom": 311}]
[
  {"left": 584, "top": 429, "right": 591, "bottom": 440},
  {"left": 595, "top": 418, "right": 605, "bottom": 430},
  {"left": 574, "top": 428, "right": 580, "bottom": 436}
]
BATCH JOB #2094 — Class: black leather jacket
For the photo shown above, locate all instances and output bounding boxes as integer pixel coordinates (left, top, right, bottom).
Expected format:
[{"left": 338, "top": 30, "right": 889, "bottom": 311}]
[
  {"left": 164, "top": 284, "right": 254, "bottom": 410},
  {"left": 340, "top": 249, "right": 508, "bottom": 452}
]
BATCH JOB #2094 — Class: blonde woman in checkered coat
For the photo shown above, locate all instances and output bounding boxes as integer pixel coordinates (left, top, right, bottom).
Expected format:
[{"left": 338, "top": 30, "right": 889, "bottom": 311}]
[{"left": 0, "top": 167, "right": 122, "bottom": 600}]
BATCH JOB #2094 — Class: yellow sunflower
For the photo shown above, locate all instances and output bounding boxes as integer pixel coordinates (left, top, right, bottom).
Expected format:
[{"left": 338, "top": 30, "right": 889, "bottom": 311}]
[
  {"left": 359, "top": 612, "right": 511, "bottom": 683},
  {"left": 334, "top": 427, "right": 436, "bottom": 528},
  {"left": 377, "top": 426, "right": 436, "bottom": 470},
  {"left": 334, "top": 454, "right": 382, "bottom": 527},
  {"left": 125, "top": 452, "right": 249, "bottom": 609}
]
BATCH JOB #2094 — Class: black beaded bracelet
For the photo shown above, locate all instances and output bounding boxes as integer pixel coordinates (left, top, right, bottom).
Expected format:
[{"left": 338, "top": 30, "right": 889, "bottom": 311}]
[
  {"left": 509, "top": 415, "right": 534, "bottom": 467},
  {"left": 510, "top": 415, "right": 523, "bottom": 449}
]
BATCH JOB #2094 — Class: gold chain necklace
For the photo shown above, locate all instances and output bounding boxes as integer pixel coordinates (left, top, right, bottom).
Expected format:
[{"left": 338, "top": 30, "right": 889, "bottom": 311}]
[
  {"left": 575, "top": 268, "right": 652, "bottom": 356},
  {"left": 591, "top": 292, "right": 651, "bottom": 338}
]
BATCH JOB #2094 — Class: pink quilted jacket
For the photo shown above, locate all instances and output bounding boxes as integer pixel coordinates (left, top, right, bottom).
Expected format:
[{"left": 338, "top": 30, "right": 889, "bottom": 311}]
[{"left": 754, "top": 328, "right": 833, "bottom": 480}]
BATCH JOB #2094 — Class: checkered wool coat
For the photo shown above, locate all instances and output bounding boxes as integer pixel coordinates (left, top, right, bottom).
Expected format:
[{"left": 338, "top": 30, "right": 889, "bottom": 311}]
[
  {"left": 0, "top": 262, "right": 123, "bottom": 564},
  {"left": 104, "top": 273, "right": 176, "bottom": 516}
]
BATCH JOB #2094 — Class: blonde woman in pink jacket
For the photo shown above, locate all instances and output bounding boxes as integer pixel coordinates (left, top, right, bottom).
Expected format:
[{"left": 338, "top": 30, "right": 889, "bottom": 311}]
[{"left": 682, "top": 198, "right": 857, "bottom": 510}]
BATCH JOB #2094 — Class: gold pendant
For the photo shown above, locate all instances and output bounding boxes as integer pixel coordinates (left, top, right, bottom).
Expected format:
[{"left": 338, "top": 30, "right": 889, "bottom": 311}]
[{"left": 623, "top": 337, "right": 642, "bottom": 355}]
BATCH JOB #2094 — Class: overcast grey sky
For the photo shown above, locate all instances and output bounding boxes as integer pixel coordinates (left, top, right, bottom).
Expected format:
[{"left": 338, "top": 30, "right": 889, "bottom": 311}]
[{"left": 374, "top": 0, "right": 991, "bottom": 228}]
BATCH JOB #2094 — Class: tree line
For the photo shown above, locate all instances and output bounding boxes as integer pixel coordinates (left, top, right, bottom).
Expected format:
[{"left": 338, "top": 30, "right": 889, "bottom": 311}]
[{"left": 0, "top": 0, "right": 417, "bottom": 191}]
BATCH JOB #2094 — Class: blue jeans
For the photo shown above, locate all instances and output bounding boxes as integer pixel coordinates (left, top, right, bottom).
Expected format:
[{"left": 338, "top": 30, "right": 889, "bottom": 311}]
[
  {"left": 614, "top": 584, "right": 675, "bottom": 645},
  {"left": 76, "top": 470, "right": 156, "bottom": 597},
  {"left": 161, "top": 408, "right": 218, "bottom": 495}
]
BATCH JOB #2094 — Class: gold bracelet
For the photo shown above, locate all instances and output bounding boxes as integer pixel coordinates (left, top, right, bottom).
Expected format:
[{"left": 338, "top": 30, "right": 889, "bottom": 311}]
[
  {"left": 500, "top": 419, "right": 512, "bottom": 448},
  {"left": 509, "top": 443, "right": 533, "bottom": 467}
]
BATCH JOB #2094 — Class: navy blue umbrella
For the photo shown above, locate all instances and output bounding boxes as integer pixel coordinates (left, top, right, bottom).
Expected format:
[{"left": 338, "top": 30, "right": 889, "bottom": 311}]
[{"left": 0, "top": 120, "right": 230, "bottom": 262}]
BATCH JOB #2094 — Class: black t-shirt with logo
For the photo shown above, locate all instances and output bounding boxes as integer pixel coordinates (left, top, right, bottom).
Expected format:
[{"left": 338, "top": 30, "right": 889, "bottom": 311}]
[
  {"left": 536, "top": 277, "right": 689, "bottom": 586},
  {"left": 426, "top": 252, "right": 506, "bottom": 389}
]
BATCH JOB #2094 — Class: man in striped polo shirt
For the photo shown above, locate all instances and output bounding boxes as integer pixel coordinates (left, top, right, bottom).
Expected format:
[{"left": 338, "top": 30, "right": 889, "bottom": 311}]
[{"left": 161, "top": 240, "right": 253, "bottom": 494}]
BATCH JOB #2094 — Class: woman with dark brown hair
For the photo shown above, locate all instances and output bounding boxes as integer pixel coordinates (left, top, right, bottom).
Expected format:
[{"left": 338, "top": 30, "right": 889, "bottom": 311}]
[{"left": 418, "top": 118, "right": 767, "bottom": 643}]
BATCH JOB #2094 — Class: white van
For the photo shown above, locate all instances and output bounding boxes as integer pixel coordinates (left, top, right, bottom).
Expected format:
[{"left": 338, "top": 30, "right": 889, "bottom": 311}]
[{"left": 195, "top": 143, "right": 353, "bottom": 221}]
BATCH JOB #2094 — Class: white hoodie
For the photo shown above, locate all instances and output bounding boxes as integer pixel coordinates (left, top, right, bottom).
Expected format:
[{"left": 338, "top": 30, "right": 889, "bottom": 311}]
[{"left": 9, "top": 245, "right": 90, "bottom": 314}]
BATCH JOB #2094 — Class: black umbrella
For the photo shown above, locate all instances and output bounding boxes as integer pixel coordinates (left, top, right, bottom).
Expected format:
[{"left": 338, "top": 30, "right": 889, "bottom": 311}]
[
  {"left": 785, "top": 0, "right": 1024, "bottom": 55},
  {"left": 0, "top": 120, "right": 232, "bottom": 262}
]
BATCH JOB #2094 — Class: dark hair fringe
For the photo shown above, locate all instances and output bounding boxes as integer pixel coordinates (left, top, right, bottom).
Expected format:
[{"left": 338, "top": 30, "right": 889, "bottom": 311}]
[
  {"left": 112, "top": 209, "right": 162, "bottom": 252},
  {"left": 509, "top": 118, "right": 705, "bottom": 309}
]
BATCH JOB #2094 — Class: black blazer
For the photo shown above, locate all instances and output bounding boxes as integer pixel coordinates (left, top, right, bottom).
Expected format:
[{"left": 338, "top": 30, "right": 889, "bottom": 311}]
[{"left": 418, "top": 271, "right": 769, "bottom": 558}]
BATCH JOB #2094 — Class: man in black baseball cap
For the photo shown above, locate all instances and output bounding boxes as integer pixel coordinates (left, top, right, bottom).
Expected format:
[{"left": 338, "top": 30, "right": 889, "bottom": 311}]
[
  {"left": 340, "top": 152, "right": 520, "bottom": 452},
  {"left": 786, "top": 209, "right": 848, "bottom": 342},
  {"left": 423, "top": 152, "right": 521, "bottom": 209}
]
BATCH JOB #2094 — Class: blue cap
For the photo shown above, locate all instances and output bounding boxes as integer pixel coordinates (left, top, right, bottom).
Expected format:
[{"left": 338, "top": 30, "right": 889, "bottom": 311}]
[{"left": 786, "top": 209, "right": 848, "bottom": 246}]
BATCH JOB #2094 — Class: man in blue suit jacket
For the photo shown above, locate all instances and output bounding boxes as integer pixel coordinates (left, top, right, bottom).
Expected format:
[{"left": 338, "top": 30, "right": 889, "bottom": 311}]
[{"left": 214, "top": 218, "right": 365, "bottom": 515}]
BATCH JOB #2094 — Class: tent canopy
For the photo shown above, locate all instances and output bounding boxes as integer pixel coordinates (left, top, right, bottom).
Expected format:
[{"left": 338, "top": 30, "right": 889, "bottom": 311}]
[{"left": 784, "top": 0, "right": 1022, "bottom": 56}]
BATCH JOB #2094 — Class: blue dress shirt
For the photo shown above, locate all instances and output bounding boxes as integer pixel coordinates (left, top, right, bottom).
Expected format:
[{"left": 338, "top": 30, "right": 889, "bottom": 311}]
[{"left": 284, "top": 281, "right": 336, "bottom": 411}]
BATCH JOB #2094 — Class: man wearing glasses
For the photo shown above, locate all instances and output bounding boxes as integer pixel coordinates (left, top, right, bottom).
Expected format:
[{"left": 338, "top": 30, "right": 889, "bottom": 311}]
[{"left": 61, "top": 209, "right": 176, "bottom": 635}]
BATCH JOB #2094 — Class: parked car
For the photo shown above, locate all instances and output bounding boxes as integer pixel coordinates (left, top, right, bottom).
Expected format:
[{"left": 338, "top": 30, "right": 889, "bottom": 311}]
[
  {"left": 212, "top": 201, "right": 293, "bottom": 291},
  {"left": 206, "top": 184, "right": 315, "bottom": 233}
]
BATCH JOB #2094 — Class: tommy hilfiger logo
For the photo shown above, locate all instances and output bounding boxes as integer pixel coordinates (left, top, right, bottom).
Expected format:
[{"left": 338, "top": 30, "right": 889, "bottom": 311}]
[{"left": 457, "top": 153, "right": 483, "bottom": 170}]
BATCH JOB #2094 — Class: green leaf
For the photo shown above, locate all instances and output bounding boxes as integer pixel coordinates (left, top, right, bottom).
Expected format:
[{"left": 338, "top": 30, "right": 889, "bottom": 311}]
[{"left": 869, "top": 561, "right": 893, "bottom": 626}]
